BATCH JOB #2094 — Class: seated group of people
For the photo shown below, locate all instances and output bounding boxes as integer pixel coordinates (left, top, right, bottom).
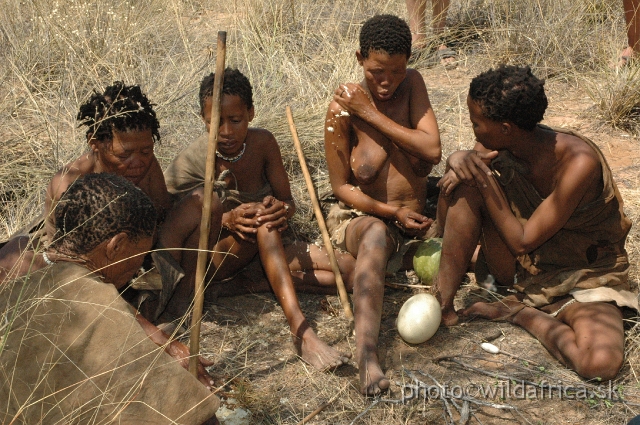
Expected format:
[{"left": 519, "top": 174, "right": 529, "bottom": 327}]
[{"left": 0, "top": 13, "right": 636, "bottom": 423}]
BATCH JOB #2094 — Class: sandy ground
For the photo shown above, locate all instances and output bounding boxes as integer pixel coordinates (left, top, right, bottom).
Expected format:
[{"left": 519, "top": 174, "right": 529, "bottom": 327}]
[{"left": 194, "top": 63, "right": 640, "bottom": 424}]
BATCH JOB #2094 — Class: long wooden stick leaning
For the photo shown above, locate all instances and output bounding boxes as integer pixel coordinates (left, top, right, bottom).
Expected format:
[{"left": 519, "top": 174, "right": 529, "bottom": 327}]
[
  {"left": 189, "top": 31, "right": 227, "bottom": 376},
  {"left": 285, "top": 106, "right": 354, "bottom": 322}
]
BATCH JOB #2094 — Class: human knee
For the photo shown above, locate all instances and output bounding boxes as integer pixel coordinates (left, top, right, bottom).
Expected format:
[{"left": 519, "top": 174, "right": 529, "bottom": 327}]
[
  {"left": 358, "top": 220, "right": 394, "bottom": 250},
  {"left": 574, "top": 347, "right": 623, "bottom": 381}
]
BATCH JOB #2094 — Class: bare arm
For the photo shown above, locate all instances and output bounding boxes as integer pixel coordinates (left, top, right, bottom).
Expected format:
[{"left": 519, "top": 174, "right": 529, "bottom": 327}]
[
  {"left": 475, "top": 151, "right": 600, "bottom": 255},
  {"left": 334, "top": 70, "right": 441, "bottom": 164},
  {"left": 324, "top": 103, "right": 430, "bottom": 232},
  {"left": 134, "top": 310, "right": 214, "bottom": 389},
  {"left": 255, "top": 133, "right": 296, "bottom": 230},
  {"left": 144, "top": 157, "right": 172, "bottom": 221}
]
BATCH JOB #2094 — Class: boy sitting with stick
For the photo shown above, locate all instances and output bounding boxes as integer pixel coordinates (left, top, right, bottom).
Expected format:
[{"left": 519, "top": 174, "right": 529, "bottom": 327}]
[
  {"left": 160, "top": 68, "right": 350, "bottom": 371},
  {"left": 324, "top": 14, "right": 441, "bottom": 394},
  {"left": 434, "top": 65, "right": 635, "bottom": 380}
]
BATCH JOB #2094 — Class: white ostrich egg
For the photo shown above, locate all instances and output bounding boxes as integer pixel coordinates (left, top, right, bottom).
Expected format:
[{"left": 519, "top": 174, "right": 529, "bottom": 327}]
[{"left": 396, "top": 293, "right": 441, "bottom": 344}]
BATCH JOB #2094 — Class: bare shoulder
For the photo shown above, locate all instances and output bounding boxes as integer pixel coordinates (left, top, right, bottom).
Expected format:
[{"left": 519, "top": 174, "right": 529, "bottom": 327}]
[
  {"left": 405, "top": 68, "right": 428, "bottom": 87},
  {"left": 48, "top": 155, "right": 91, "bottom": 199},
  {"left": 247, "top": 127, "right": 276, "bottom": 144},
  {"left": 325, "top": 99, "right": 352, "bottom": 127},
  {"left": 557, "top": 131, "right": 600, "bottom": 166}
]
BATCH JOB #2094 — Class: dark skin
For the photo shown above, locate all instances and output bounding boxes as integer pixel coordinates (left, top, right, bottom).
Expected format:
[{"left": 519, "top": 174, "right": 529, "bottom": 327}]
[
  {"left": 1, "top": 232, "right": 217, "bottom": 389},
  {"left": 45, "top": 128, "right": 171, "bottom": 237},
  {"left": 325, "top": 49, "right": 441, "bottom": 394},
  {"left": 160, "top": 94, "right": 351, "bottom": 371},
  {"left": 433, "top": 95, "right": 624, "bottom": 380},
  {"left": 619, "top": 0, "right": 640, "bottom": 66},
  {"left": 0, "top": 128, "right": 171, "bottom": 283}
]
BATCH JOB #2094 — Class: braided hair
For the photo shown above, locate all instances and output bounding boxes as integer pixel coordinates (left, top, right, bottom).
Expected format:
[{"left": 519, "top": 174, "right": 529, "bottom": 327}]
[
  {"left": 52, "top": 173, "right": 157, "bottom": 255},
  {"left": 77, "top": 81, "right": 161, "bottom": 143}
]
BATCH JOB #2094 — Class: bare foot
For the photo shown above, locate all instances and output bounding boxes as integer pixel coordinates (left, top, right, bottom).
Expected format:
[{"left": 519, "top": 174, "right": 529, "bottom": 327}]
[
  {"left": 437, "top": 44, "right": 457, "bottom": 68},
  {"left": 358, "top": 350, "right": 389, "bottom": 395},
  {"left": 460, "top": 297, "right": 526, "bottom": 322},
  {"left": 441, "top": 307, "right": 459, "bottom": 326},
  {"left": 294, "top": 326, "right": 351, "bottom": 371},
  {"left": 615, "top": 46, "right": 635, "bottom": 68}
]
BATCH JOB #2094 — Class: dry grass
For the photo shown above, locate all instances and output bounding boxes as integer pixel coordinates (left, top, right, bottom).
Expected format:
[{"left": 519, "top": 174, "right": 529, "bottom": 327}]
[{"left": 1, "top": 0, "right": 640, "bottom": 423}]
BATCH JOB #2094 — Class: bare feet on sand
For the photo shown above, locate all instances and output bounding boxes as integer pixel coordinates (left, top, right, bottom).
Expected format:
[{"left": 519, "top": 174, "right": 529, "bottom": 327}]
[
  {"left": 441, "top": 307, "right": 460, "bottom": 326},
  {"left": 459, "top": 297, "right": 526, "bottom": 322},
  {"left": 358, "top": 351, "right": 390, "bottom": 395},
  {"left": 294, "top": 325, "right": 351, "bottom": 371},
  {"left": 615, "top": 46, "right": 635, "bottom": 68}
]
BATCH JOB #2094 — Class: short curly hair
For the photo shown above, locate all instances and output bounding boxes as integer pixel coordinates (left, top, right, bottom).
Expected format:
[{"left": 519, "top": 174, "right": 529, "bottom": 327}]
[
  {"left": 52, "top": 173, "right": 157, "bottom": 255},
  {"left": 77, "top": 81, "right": 161, "bottom": 144},
  {"left": 359, "top": 14, "right": 412, "bottom": 59},
  {"left": 199, "top": 68, "right": 253, "bottom": 116},
  {"left": 469, "top": 65, "right": 548, "bottom": 131}
]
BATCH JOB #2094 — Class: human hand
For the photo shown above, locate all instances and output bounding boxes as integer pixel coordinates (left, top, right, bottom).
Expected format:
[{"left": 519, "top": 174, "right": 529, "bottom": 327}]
[
  {"left": 255, "top": 196, "right": 290, "bottom": 232},
  {"left": 445, "top": 149, "right": 497, "bottom": 188},
  {"left": 333, "top": 83, "right": 375, "bottom": 118},
  {"left": 437, "top": 169, "right": 462, "bottom": 197},
  {"left": 394, "top": 207, "right": 433, "bottom": 236},
  {"left": 223, "top": 203, "right": 262, "bottom": 241},
  {"left": 166, "top": 339, "right": 215, "bottom": 390}
]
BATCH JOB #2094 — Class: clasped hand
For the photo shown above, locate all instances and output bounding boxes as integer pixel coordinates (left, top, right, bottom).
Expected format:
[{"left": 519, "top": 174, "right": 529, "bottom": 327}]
[
  {"left": 438, "top": 149, "right": 498, "bottom": 196},
  {"left": 394, "top": 207, "right": 433, "bottom": 237},
  {"left": 223, "top": 195, "right": 290, "bottom": 241}
]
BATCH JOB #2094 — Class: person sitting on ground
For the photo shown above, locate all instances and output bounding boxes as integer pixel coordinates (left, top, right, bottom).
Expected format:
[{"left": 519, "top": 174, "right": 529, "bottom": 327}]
[
  {"left": 433, "top": 64, "right": 635, "bottom": 381},
  {"left": 323, "top": 14, "right": 441, "bottom": 394},
  {"left": 160, "top": 68, "right": 351, "bottom": 371},
  {"left": 0, "top": 173, "right": 219, "bottom": 424},
  {"left": 0, "top": 81, "right": 171, "bottom": 282}
]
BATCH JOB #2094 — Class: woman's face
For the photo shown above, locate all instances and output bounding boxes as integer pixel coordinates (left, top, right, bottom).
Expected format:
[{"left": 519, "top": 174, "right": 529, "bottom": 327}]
[
  {"left": 357, "top": 50, "right": 408, "bottom": 102},
  {"left": 91, "top": 129, "right": 155, "bottom": 185}
]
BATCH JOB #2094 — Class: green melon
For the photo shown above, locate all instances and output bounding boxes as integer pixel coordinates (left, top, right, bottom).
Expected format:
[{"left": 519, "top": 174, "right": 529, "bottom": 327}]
[{"left": 412, "top": 238, "right": 442, "bottom": 285}]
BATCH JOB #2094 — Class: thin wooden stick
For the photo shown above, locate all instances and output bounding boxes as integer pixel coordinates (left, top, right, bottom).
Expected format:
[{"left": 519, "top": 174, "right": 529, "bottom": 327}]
[
  {"left": 189, "top": 31, "right": 227, "bottom": 376},
  {"left": 285, "top": 106, "right": 353, "bottom": 322},
  {"left": 295, "top": 383, "right": 348, "bottom": 425}
]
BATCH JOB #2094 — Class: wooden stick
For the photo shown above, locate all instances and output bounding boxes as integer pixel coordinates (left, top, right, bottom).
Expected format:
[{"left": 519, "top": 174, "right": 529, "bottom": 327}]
[
  {"left": 189, "top": 31, "right": 227, "bottom": 376},
  {"left": 285, "top": 106, "right": 353, "bottom": 322}
]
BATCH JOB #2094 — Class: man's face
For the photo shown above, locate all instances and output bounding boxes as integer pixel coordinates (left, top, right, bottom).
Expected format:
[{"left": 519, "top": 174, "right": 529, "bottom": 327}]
[
  {"left": 91, "top": 128, "right": 155, "bottom": 185},
  {"left": 202, "top": 94, "right": 254, "bottom": 159},
  {"left": 357, "top": 50, "right": 408, "bottom": 102},
  {"left": 467, "top": 95, "right": 507, "bottom": 150}
]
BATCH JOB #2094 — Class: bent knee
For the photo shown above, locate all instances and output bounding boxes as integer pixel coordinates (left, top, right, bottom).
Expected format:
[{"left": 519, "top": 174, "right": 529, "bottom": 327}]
[{"left": 574, "top": 348, "right": 623, "bottom": 381}]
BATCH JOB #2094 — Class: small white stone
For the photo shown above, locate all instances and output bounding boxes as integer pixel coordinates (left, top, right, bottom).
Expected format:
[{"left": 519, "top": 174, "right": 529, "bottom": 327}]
[
  {"left": 327, "top": 126, "right": 334, "bottom": 133},
  {"left": 481, "top": 342, "right": 500, "bottom": 354}
]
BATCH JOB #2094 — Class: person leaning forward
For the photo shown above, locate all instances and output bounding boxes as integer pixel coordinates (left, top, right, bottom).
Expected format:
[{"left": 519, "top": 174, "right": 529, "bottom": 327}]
[
  {"left": 433, "top": 64, "right": 635, "bottom": 381},
  {"left": 0, "top": 173, "right": 219, "bottom": 424}
]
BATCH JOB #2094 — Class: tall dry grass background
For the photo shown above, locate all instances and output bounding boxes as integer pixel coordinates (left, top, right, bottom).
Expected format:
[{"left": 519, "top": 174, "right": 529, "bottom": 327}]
[{"left": 1, "top": 0, "right": 640, "bottom": 423}]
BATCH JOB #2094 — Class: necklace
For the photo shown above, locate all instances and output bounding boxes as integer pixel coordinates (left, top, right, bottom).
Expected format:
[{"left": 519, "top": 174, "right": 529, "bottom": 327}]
[
  {"left": 42, "top": 251, "right": 54, "bottom": 265},
  {"left": 216, "top": 143, "right": 246, "bottom": 163}
]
